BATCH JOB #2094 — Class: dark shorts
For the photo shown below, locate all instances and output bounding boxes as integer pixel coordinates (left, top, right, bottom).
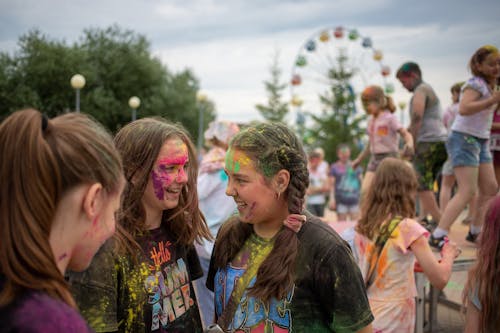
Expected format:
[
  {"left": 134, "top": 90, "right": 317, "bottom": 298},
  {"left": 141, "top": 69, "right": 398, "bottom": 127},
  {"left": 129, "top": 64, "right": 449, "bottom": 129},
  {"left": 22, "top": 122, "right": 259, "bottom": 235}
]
[
  {"left": 367, "top": 152, "right": 399, "bottom": 172},
  {"left": 413, "top": 141, "right": 447, "bottom": 191}
]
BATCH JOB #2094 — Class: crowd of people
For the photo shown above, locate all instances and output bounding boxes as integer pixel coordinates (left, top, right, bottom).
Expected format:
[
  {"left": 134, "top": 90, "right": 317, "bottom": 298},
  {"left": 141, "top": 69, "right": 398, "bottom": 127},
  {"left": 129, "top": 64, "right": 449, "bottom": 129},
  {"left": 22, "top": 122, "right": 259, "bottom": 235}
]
[{"left": 0, "top": 45, "right": 499, "bottom": 333}]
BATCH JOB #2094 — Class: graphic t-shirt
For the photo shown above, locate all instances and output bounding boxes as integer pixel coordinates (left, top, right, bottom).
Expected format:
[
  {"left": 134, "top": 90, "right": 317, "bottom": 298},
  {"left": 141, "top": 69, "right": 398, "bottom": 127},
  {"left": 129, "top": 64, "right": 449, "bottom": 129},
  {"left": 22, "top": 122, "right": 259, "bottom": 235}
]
[
  {"left": 367, "top": 110, "right": 402, "bottom": 154},
  {"left": 207, "top": 215, "right": 374, "bottom": 332},
  {"left": 353, "top": 218, "right": 428, "bottom": 333},
  {"left": 329, "top": 161, "right": 362, "bottom": 205},
  {"left": 69, "top": 224, "right": 203, "bottom": 333},
  {"left": 0, "top": 277, "right": 93, "bottom": 333}
]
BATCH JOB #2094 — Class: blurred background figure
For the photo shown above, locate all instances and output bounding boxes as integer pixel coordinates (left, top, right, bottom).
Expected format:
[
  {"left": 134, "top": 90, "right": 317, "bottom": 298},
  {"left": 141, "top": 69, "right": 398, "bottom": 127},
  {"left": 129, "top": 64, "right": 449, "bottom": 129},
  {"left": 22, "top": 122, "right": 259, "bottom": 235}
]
[
  {"left": 328, "top": 144, "right": 363, "bottom": 221},
  {"left": 194, "top": 120, "right": 240, "bottom": 328},
  {"left": 306, "top": 149, "right": 330, "bottom": 217}
]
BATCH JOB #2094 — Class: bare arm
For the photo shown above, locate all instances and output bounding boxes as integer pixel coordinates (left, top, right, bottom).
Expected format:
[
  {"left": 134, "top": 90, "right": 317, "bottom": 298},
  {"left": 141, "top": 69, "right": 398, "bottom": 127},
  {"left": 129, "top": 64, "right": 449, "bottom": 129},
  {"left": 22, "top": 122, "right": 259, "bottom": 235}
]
[
  {"left": 328, "top": 176, "right": 336, "bottom": 210},
  {"left": 459, "top": 88, "right": 500, "bottom": 116},
  {"left": 355, "top": 323, "right": 373, "bottom": 333},
  {"left": 410, "top": 236, "right": 459, "bottom": 290},
  {"left": 353, "top": 145, "right": 370, "bottom": 168},
  {"left": 398, "top": 127, "right": 414, "bottom": 157},
  {"left": 463, "top": 299, "right": 480, "bottom": 333},
  {"left": 408, "top": 88, "right": 426, "bottom": 140}
]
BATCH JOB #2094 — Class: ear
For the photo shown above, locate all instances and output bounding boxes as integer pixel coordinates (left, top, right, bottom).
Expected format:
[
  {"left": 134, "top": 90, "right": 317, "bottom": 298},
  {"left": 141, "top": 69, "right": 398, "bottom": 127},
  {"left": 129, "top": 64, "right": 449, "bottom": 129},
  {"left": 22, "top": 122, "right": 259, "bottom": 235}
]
[
  {"left": 273, "top": 169, "right": 290, "bottom": 194},
  {"left": 82, "top": 183, "right": 104, "bottom": 221}
]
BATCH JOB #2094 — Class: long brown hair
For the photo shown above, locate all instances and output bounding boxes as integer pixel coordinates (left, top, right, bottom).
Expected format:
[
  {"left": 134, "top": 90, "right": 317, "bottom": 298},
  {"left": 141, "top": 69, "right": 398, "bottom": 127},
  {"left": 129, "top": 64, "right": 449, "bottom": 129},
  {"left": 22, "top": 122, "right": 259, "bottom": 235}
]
[
  {"left": 213, "top": 122, "right": 309, "bottom": 302},
  {"left": 356, "top": 158, "right": 418, "bottom": 240},
  {"left": 463, "top": 195, "right": 500, "bottom": 333},
  {"left": 0, "top": 109, "right": 123, "bottom": 307},
  {"left": 113, "top": 117, "right": 210, "bottom": 256}
]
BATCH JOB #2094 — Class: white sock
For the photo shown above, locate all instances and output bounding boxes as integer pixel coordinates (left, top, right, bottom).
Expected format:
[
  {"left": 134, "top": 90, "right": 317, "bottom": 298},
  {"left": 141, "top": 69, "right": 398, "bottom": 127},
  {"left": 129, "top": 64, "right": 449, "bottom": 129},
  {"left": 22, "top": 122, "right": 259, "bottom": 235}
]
[
  {"left": 432, "top": 228, "right": 448, "bottom": 239},
  {"left": 470, "top": 225, "right": 482, "bottom": 235}
]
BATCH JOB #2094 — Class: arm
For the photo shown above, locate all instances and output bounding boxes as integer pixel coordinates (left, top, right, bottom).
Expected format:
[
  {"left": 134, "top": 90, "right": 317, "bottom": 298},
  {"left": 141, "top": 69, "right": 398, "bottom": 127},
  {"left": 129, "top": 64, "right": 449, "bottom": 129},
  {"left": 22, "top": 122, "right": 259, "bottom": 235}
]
[
  {"left": 328, "top": 175, "right": 336, "bottom": 211},
  {"left": 356, "top": 324, "right": 373, "bottom": 333},
  {"left": 459, "top": 88, "right": 500, "bottom": 116},
  {"left": 408, "top": 88, "right": 426, "bottom": 140},
  {"left": 398, "top": 127, "right": 414, "bottom": 158},
  {"left": 463, "top": 299, "right": 480, "bottom": 333},
  {"left": 410, "top": 236, "right": 459, "bottom": 290},
  {"left": 352, "top": 145, "right": 370, "bottom": 168}
]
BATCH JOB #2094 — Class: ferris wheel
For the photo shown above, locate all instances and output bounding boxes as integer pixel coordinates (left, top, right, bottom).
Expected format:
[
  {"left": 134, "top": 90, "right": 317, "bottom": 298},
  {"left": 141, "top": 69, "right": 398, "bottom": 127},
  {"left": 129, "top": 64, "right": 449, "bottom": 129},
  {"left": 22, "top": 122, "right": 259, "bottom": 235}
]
[{"left": 290, "top": 26, "right": 395, "bottom": 125}]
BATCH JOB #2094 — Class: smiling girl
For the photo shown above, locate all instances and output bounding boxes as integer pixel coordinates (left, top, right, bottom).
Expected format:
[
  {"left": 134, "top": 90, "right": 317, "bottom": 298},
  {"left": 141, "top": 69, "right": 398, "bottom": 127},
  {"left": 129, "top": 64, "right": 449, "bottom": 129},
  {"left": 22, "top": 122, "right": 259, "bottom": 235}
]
[
  {"left": 206, "top": 122, "right": 373, "bottom": 333},
  {"left": 69, "top": 117, "right": 211, "bottom": 333}
]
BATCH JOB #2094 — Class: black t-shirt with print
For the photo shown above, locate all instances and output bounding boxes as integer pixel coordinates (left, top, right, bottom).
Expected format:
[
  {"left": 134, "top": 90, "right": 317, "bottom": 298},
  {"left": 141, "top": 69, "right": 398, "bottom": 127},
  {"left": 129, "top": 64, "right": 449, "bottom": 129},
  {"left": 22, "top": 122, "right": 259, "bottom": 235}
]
[
  {"left": 69, "top": 224, "right": 203, "bottom": 333},
  {"left": 207, "top": 213, "right": 373, "bottom": 332}
]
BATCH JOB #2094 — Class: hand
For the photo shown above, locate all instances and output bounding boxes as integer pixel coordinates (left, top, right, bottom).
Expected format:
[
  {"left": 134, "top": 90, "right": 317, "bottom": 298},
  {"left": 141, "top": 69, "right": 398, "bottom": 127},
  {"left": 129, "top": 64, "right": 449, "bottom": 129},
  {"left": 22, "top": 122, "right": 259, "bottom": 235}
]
[
  {"left": 402, "top": 144, "right": 414, "bottom": 159},
  {"left": 441, "top": 238, "right": 461, "bottom": 259}
]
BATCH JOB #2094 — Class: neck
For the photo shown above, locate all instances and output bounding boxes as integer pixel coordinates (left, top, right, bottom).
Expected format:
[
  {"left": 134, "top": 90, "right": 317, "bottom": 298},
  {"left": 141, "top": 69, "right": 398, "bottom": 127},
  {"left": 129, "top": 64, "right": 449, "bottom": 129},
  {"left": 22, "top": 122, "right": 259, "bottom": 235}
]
[
  {"left": 144, "top": 204, "right": 163, "bottom": 230},
  {"left": 253, "top": 205, "right": 289, "bottom": 239}
]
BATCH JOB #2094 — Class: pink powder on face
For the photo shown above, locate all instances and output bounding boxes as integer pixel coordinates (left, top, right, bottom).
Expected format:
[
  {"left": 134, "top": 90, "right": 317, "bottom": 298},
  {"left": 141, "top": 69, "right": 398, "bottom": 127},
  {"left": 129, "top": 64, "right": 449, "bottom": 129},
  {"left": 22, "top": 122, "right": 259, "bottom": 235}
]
[{"left": 151, "top": 154, "right": 189, "bottom": 200}]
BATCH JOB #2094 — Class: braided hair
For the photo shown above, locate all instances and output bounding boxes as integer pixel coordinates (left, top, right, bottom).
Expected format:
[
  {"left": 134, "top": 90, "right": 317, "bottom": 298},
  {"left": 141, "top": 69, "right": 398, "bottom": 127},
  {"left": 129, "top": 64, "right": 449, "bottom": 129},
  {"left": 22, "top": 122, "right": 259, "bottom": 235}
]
[{"left": 213, "top": 122, "right": 309, "bottom": 301}]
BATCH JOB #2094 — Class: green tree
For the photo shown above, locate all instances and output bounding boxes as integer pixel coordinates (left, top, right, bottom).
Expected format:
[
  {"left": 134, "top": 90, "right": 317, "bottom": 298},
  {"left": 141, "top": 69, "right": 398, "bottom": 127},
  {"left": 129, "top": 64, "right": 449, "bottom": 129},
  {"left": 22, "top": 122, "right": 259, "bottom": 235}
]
[
  {"left": 306, "top": 51, "right": 366, "bottom": 163},
  {"left": 255, "top": 51, "right": 289, "bottom": 123},
  {"left": 0, "top": 25, "right": 215, "bottom": 140}
]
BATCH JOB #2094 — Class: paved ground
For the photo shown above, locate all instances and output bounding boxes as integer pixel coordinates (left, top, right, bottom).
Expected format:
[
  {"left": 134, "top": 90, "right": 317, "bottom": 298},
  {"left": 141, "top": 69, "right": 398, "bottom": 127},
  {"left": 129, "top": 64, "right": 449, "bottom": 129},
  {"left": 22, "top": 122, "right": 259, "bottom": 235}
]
[{"left": 324, "top": 208, "right": 476, "bottom": 333}]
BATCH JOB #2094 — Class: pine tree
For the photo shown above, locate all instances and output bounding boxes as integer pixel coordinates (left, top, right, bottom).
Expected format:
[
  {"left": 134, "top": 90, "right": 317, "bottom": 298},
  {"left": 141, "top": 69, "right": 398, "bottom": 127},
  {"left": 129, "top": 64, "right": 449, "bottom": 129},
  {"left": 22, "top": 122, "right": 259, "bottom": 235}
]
[
  {"left": 307, "top": 50, "right": 366, "bottom": 162},
  {"left": 255, "top": 51, "right": 289, "bottom": 123}
]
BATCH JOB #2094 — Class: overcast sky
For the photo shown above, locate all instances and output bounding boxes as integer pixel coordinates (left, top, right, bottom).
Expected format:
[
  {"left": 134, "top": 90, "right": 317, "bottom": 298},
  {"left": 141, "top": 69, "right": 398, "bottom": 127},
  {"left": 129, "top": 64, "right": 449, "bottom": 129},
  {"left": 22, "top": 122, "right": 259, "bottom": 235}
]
[{"left": 1, "top": 0, "right": 499, "bottom": 125}]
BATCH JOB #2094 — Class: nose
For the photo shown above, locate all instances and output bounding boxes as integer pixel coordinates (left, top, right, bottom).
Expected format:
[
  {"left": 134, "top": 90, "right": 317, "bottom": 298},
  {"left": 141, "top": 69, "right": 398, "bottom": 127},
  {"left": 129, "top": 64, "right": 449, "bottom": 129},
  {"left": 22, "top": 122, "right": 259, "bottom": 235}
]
[
  {"left": 225, "top": 179, "right": 236, "bottom": 197},
  {"left": 176, "top": 167, "right": 188, "bottom": 184}
]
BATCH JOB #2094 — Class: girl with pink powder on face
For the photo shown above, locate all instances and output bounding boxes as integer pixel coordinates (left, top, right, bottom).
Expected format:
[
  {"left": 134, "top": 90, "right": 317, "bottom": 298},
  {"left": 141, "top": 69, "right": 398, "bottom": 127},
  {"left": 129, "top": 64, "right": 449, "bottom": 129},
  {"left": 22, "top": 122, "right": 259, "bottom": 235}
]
[{"left": 69, "top": 117, "right": 211, "bottom": 333}]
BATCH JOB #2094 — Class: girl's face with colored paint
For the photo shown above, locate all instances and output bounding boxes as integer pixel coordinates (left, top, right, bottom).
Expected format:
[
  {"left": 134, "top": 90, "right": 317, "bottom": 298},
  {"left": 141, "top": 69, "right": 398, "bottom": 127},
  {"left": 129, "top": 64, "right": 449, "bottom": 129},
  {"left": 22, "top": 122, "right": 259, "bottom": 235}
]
[
  {"left": 143, "top": 137, "right": 189, "bottom": 214},
  {"left": 70, "top": 179, "right": 125, "bottom": 271},
  {"left": 225, "top": 148, "right": 286, "bottom": 229}
]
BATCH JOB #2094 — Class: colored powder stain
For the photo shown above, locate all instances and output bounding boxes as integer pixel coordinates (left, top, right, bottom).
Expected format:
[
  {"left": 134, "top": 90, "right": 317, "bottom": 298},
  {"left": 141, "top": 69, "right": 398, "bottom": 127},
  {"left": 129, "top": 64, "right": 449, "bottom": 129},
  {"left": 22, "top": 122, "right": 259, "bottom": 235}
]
[
  {"left": 92, "top": 215, "right": 100, "bottom": 227},
  {"left": 245, "top": 202, "right": 257, "bottom": 220},
  {"left": 58, "top": 253, "right": 68, "bottom": 261},
  {"left": 218, "top": 169, "right": 228, "bottom": 181},
  {"left": 151, "top": 170, "right": 166, "bottom": 200},
  {"left": 157, "top": 155, "right": 188, "bottom": 166}
]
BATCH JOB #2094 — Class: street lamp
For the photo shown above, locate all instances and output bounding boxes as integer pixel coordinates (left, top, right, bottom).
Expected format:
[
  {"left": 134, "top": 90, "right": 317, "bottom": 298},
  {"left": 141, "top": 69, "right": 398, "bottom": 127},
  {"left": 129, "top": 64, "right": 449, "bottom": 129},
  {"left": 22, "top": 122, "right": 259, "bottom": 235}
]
[
  {"left": 196, "top": 91, "right": 207, "bottom": 155},
  {"left": 70, "top": 74, "right": 86, "bottom": 112},
  {"left": 128, "top": 96, "right": 141, "bottom": 121}
]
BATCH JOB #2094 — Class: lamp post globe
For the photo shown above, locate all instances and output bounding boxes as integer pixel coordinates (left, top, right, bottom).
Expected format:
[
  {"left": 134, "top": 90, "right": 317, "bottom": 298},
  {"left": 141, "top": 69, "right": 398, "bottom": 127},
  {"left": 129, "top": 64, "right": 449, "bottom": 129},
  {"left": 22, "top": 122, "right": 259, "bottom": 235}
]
[
  {"left": 70, "top": 74, "right": 86, "bottom": 113},
  {"left": 128, "top": 96, "right": 141, "bottom": 121}
]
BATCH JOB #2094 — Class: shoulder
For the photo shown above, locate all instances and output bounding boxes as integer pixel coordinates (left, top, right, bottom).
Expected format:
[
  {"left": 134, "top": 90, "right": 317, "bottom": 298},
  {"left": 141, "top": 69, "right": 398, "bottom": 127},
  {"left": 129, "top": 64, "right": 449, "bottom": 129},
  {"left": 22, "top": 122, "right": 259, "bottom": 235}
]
[
  {"left": 3, "top": 291, "right": 91, "bottom": 332},
  {"left": 464, "top": 76, "right": 489, "bottom": 95},
  {"left": 299, "top": 214, "right": 350, "bottom": 253}
]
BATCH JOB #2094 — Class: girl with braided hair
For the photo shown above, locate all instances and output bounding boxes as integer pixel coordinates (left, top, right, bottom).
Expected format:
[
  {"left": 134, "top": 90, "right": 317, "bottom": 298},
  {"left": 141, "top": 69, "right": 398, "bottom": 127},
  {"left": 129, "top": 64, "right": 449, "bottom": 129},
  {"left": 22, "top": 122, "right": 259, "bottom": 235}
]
[{"left": 206, "top": 122, "right": 373, "bottom": 333}]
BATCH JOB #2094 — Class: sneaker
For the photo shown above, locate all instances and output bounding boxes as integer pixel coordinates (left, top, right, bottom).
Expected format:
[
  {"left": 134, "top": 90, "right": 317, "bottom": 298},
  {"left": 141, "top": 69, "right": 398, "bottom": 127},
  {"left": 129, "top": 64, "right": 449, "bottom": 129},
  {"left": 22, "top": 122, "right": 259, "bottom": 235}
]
[
  {"left": 420, "top": 215, "right": 437, "bottom": 233},
  {"left": 465, "top": 230, "right": 479, "bottom": 243},
  {"left": 429, "top": 234, "right": 446, "bottom": 250}
]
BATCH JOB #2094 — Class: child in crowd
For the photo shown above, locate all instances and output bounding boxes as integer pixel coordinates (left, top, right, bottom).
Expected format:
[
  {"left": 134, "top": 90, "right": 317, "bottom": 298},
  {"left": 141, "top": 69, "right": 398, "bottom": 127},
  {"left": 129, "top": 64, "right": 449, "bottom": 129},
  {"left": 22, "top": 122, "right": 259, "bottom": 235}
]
[
  {"left": 430, "top": 45, "right": 500, "bottom": 249},
  {"left": 206, "top": 122, "right": 373, "bottom": 333},
  {"left": 194, "top": 120, "right": 239, "bottom": 328},
  {"left": 353, "top": 85, "right": 414, "bottom": 197},
  {"left": 439, "top": 82, "right": 477, "bottom": 225},
  {"left": 306, "top": 149, "right": 330, "bottom": 217},
  {"left": 463, "top": 194, "right": 500, "bottom": 333},
  {"left": 69, "top": 117, "right": 211, "bottom": 332},
  {"left": 353, "top": 158, "right": 460, "bottom": 333},
  {"left": 328, "top": 144, "right": 363, "bottom": 221},
  {"left": 0, "top": 109, "right": 124, "bottom": 332}
]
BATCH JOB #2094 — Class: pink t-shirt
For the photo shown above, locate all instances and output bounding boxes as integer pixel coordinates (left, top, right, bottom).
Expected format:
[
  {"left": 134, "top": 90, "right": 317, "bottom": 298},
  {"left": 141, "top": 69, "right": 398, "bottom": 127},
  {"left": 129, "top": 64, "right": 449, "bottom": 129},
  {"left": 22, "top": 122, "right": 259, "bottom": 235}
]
[
  {"left": 367, "top": 110, "right": 402, "bottom": 154},
  {"left": 354, "top": 218, "right": 428, "bottom": 333}
]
